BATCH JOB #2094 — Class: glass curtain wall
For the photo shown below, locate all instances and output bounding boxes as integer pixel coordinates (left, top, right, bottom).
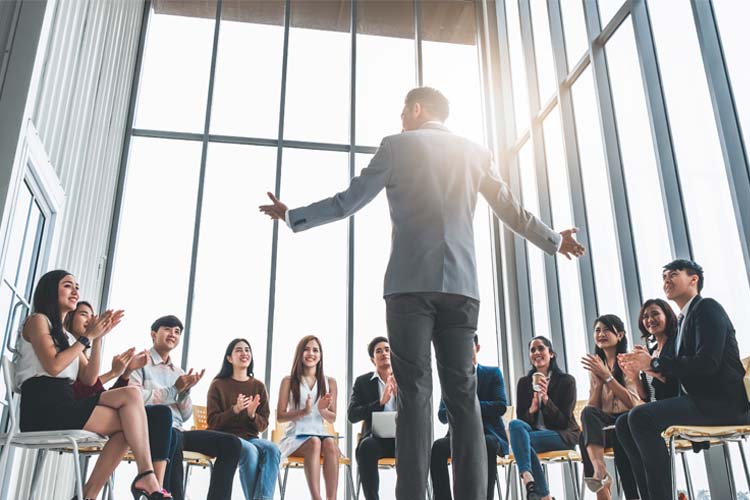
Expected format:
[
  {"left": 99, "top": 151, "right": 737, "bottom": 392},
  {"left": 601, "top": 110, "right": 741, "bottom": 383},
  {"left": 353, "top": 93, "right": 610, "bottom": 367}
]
[
  {"left": 492, "top": 0, "right": 750, "bottom": 497},
  {"left": 103, "top": 1, "right": 498, "bottom": 497}
]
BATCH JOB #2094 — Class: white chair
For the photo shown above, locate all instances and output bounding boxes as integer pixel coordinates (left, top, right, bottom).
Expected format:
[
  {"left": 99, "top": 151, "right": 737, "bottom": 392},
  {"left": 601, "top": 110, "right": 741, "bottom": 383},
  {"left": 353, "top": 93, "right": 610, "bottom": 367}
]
[{"left": 0, "top": 355, "right": 108, "bottom": 499}]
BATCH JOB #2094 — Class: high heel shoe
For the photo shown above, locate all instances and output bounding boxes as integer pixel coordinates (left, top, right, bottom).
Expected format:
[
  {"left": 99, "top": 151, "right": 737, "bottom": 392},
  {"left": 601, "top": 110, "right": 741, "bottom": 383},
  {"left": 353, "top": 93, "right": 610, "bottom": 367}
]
[{"left": 130, "top": 470, "right": 172, "bottom": 499}]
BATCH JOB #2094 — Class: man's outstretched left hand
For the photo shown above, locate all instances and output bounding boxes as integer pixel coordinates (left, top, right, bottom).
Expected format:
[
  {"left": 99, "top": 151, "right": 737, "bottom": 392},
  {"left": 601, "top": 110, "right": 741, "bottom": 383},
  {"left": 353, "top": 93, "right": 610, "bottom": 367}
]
[{"left": 259, "top": 192, "right": 288, "bottom": 221}]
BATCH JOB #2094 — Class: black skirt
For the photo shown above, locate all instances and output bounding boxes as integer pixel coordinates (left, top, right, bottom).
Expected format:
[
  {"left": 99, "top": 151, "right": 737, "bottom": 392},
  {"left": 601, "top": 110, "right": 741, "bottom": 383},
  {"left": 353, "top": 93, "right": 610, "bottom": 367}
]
[{"left": 20, "top": 376, "right": 100, "bottom": 432}]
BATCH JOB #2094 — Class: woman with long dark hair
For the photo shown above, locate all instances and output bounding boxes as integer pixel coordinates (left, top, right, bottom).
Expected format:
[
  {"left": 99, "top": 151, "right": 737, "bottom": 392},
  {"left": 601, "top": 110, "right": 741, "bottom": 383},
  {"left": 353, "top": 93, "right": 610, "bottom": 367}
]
[
  {"left": 207, "top": 338, "right": 280, "bottom": 500},
  {"left": 580, "top": 314, "right": 642, "bottom": 500},
  {"left": 508, "top": 336, "right": 579, "bottom": 500},
  {"left": 14, "top": 270, "right": 169, "bottom": 499},
  {"left": 65, "top": 300, "right": 177, "bottom": 495},
  {"left": 629, "top": 299, "right": 679, "bottom": 402},
  {"left": 276, "top": 335, "right": 340, "bottom": 500}
]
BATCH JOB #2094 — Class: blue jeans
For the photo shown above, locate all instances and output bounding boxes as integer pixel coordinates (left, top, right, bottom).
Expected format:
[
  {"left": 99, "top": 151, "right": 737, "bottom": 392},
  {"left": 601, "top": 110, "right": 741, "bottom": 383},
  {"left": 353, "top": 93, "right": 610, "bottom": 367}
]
[
  {"left": 238, "top": 437, "right": 281, "bottom": 500},
  {"left": 508, "top": 419, "right": 569, "bottom": 497}
]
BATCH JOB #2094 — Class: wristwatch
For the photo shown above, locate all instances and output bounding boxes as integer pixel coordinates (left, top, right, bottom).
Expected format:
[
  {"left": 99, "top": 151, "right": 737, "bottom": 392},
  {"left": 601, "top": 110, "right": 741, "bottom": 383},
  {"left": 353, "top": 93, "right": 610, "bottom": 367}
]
[
  {"left": 604, "top": 375, "right": 614, "bottom": 384},
  {"left": 77, "top": 336, "right": 91, "bottom": 349},
  {"left": 650, "top": 357, "right": 661, "bottom": 372}
]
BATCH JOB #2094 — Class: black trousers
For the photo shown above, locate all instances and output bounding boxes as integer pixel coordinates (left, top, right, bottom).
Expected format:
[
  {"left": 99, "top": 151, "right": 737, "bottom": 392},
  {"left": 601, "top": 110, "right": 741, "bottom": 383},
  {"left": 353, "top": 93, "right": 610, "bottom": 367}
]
[
  {"left": 615, "top": 396, "right": 750, "bottom": 500},
  {"left": 579, "top": 406, "right": 638, "bottom": 499},
  {"left": 144, "top": 405, "right": 174, "bottom": 462},
  {"left": 165, "top": 429, "right": 242, "bottom": 500},
  {"left": 356, "top": 436, "right": 396, "bottom": 500},
  {"left": 430, "top": 434, "right": 504, "bottom": 500}
]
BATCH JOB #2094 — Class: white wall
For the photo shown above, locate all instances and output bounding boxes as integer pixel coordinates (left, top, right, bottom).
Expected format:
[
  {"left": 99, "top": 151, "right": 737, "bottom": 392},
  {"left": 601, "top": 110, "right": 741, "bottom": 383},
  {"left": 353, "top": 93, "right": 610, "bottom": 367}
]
[{"left": 1, "top": 0, "right": 143, "bottom": 498}]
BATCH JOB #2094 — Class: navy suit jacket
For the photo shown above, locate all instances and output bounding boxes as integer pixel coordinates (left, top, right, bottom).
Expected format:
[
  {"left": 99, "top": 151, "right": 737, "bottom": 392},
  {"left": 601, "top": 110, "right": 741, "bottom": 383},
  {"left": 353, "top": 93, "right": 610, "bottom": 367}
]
[{"left": 438, "top": 364, "right": 508, "bottom": 455}]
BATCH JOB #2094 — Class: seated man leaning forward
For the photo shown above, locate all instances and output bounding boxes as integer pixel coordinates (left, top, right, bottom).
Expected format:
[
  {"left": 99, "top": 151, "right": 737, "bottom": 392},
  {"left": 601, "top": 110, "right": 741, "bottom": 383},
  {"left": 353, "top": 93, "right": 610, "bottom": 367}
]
[
  {"left": 430, "top": 334, "right": 509, "bottom": 500},
  {"left": 348, "top": 336, "right": 398, "bottom": 500},
  {"left": 129, "top": 315, "right": 242, "bottom": 500}
]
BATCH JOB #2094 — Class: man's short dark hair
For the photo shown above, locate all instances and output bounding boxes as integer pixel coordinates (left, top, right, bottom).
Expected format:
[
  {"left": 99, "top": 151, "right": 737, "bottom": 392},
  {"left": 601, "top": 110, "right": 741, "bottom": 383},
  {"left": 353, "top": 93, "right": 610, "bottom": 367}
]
[
  {"left": 663, "top": 259, "right": 704, "bottom": 292},
  {"left": 405, "top": 87, "right": 450, "bottom": 121},
  {"left": 368, "top": 336, "right": 389, "bottom": 358},
  {"left": 473, "top": 334, "right": 479, "bottom": 345},
  {"left": 151, "top": 315, "right": 184, "bottom": 333}
]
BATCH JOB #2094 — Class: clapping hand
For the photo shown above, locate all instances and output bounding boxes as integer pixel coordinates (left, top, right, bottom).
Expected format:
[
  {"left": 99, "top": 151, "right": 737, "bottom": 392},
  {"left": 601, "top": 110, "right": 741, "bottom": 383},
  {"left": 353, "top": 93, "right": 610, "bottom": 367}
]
[
  {"left": 175, "top": 368, "right": 205, "bottom": 393},
  {"left": 259, "top": 192, "right": 288, "bottom": 221},
  {"left": 558, "top": 228, "right": 585, "bottom": 260},
  {"left": 537, "top": 375, "right": 549, "bottom": 403},
  {"left": 233, "top": 394, "right": 250, "bottom": 415},
  {"left": 380, "top": 375, "right": 397, "bottom": 406},
  {"left": 123, "top": 349, "right": 149, "bottom": 379},
  {"left": 317, "top": 392, "right": 333, "bottom": 412},
  {"left": 111, "top": 347, "right": 136, "bottom": 377},
  {"left": 246, "top": 394, "right": 262, "bottom": 418},
  {"left": 581, "top": 354, "right": 610, "bottom": 381},
  {"left": 84, "top": 310, "right": 114, "bottom": 340},
  {"left": 304, "top": 394, "right": 313, "bottom": 415},
  {"left": 102, "top": 310, "right": 125, "bottom": 335}
]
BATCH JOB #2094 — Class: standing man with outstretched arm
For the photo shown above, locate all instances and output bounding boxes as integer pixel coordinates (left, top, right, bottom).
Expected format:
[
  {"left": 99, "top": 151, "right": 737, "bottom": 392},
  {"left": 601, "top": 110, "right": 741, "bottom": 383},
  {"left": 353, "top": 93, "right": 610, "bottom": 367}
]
[{"left": 260, "top": 87, "right": 585, "bottom": 500}]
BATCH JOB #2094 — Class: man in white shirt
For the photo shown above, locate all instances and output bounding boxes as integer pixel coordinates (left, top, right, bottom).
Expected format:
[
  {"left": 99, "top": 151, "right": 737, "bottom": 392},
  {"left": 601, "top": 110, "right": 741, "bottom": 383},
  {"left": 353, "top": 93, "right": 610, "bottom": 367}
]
[{"left": 130, "top": 315, "right": 242, "bottom": 500}]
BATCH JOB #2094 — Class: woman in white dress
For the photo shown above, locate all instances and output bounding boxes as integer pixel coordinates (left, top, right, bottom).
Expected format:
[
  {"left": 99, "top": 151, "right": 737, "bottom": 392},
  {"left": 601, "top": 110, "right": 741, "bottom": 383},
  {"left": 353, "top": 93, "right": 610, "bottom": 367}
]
[{"left": 276, "top": 335, "right": 339, "bottom": 500}]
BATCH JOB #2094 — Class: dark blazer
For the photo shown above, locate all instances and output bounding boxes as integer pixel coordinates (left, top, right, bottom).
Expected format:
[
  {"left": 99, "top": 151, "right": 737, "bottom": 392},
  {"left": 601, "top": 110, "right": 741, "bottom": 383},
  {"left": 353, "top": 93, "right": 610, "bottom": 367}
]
[
  {"left": 437, "top": 364, "right": 509, "bottom": 454},
  {"left": 656, "top": 295, "right": 749, "bottom": 416},
  {"left": 516, "top": 372, "right": 580, "bottom": 448},
  {"left": 348, "top": 372, "right": 388, "bottom": 447}
]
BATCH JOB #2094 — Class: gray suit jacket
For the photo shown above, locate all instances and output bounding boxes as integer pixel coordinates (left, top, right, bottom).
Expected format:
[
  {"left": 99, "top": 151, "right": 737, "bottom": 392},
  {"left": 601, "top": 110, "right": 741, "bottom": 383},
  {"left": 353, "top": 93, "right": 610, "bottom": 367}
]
[{"left": 288, "top": 123, "right": 560, "bottom": 300}]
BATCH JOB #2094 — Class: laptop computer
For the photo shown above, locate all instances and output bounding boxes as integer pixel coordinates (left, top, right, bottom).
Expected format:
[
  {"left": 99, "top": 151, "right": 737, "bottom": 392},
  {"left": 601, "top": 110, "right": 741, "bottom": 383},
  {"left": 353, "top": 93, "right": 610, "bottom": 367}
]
[{"left": 371, "top": 411, "right": 397, "bottom": 439}]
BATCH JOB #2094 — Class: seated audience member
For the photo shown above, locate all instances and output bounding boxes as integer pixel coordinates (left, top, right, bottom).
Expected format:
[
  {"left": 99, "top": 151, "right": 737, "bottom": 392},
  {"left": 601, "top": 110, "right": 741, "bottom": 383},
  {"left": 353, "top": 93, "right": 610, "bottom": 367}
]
[
  {"left": 67, "top": 301, "right": 140, "bottom": 396},
  {"left": 15, "top": 270, "right": 167, "bottom": 499},
  {"left": 508, "top": 336, "right": 579, "bottom": 500},
  {"left": 629, "top": 298, "right": 679, "bottom": 404},
  {"left": 129, "top": 315, "right": 241, "bottom": 500},
  {"left": 348, "top": 336, "right": 397, "bottom": 500},
  {"left": 207, "top": 338, "right": 280, "bottom": 500},
  {"left": 616, "top": 259, "right": 750, "bottom": 500},
  {"left": 66, "top": 300, "right": 177, "bottom": 495},
  {"left": 430, "top": 334, "right": 508, "bottom": 500},
  {"left": 277, "top": 335, "right": 340, "bottom": 500},
  {"left": 579, "top": 315, "right": 641, "bottom": 500}
]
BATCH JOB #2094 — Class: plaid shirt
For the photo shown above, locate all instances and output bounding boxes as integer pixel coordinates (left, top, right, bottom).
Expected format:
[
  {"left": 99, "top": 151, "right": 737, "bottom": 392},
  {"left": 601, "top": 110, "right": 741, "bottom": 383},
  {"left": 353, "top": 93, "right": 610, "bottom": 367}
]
[{"left": 129, "top": 347, "right": 192, "bottom": 428}]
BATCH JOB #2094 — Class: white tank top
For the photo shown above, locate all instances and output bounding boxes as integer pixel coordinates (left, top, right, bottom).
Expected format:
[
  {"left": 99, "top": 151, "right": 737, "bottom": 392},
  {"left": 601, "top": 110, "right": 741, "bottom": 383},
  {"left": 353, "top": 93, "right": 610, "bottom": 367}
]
[
  {"left": 14, "top": 314, "right": 79, "bottom": 390},
  {"left": 284, "top": 377, "right": 331, "bottom": 438}
]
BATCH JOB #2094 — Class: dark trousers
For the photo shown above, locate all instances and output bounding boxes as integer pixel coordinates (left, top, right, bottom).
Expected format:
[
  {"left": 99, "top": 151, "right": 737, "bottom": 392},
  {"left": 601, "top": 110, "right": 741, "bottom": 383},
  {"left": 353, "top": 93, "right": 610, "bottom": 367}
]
[
  {"left": 579, "top": 406, "right": 638, "bottom": 499},
  {"left": 145, "top": 405, "right": 174, "bottom": 462},
  {"left": 165, "top": 429, "right": 242, "bottom": 500},
  {"left": 386, "top": 292, "right": 485, "bottom": 500},
  {"left": 430, "top": 434, "right": 505, "bottom": 500},
  {"left": 615, "top": 396, "right": 750, "bottom": 500},
  {"left": 356, "top": 436, "right": 396, "bottom": 500}
]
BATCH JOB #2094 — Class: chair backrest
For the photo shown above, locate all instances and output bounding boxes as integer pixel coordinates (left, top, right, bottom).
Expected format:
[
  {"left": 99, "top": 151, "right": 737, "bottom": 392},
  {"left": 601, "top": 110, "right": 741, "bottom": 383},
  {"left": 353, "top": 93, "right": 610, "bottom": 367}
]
[
  {"left": 192, "top": 405, "right": 208, "bottom": 431},
  {"left": 272, "top": 418, "right": 287, "bottom": 444},
  {"left": 504, "top": 405, "right": 514, "bottom": 424},
  {"left": 573, "top": 399, "right": 587, "bottom": 430}
]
